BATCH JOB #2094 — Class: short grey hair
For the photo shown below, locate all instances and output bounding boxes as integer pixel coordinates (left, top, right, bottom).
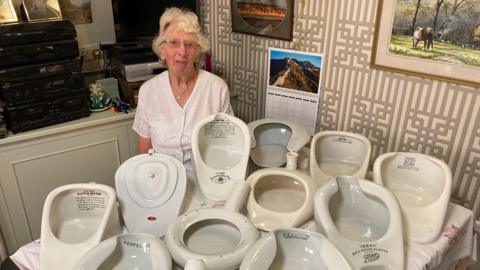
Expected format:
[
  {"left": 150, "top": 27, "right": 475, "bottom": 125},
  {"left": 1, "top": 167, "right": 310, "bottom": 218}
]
[{"left": 151, "top": 7, "right": 209, "bottom": 59}]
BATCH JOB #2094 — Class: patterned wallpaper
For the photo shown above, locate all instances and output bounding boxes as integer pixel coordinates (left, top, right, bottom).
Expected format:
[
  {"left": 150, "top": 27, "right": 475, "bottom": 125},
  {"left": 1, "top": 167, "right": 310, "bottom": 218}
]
[{"left": 198, "top": 0, "right": 480, "bottom": 221}]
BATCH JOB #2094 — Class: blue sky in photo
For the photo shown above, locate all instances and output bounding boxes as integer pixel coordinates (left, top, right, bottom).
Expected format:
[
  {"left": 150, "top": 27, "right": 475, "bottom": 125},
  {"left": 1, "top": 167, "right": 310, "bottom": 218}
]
[{"left": 270, "top": 49, "right": 323, "bottom": 68}]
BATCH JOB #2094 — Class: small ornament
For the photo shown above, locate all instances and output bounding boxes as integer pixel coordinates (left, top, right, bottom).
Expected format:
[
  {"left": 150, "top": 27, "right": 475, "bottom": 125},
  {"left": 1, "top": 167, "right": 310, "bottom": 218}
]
[{"left": 88, "top": 83, "right": 110, "bottom": 111}]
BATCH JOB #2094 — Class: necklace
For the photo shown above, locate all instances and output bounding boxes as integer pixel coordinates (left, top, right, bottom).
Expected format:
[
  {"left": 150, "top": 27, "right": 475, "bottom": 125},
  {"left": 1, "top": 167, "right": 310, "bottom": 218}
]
[
  {"left": 171, "top": 71, "right": 198, "bottom": 102},
  {"left": 172, "top": 83, "right": 192, "bottom": 101},
  {"left": 174, "top": 89, "right": 187, "bottom": 100}
]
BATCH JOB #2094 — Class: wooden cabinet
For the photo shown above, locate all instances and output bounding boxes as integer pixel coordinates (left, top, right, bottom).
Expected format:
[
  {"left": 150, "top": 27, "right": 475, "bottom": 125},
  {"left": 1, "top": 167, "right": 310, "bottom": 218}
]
[{"left": 0, "top": 110, "right": 137, "bottom": 254}]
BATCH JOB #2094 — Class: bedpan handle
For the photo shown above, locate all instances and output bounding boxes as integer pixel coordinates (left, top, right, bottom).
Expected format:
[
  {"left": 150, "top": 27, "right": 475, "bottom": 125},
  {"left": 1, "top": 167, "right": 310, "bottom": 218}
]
[
  {"left": 224, "top": 181, "right": 251, "bottom": 212},
  {"left": 184, "top": 259, "right": 206, "bottom": 270}
]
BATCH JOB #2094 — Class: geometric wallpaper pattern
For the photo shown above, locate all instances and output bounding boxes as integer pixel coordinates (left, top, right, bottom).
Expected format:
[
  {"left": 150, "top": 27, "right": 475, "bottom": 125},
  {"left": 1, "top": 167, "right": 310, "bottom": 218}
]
[{"left": 199, "top": 0, "right": 480, "bottom": 222}]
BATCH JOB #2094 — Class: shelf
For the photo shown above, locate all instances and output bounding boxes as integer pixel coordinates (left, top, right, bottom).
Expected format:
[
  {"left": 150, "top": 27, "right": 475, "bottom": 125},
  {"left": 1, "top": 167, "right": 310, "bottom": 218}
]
[{"left": 0, "top": 109, "right": 135, "bottom": 147}]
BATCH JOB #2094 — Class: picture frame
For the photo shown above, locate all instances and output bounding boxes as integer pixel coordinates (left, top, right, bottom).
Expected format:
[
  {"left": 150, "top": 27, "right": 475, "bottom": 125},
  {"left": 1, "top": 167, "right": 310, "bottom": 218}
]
[
  {"left": 58, "top": 0, "right": 92, "bottom": 25},
  {"left": 0, "top": 0, "right": 18, "bottom": 24},
  {"left": 22, "top": 0, "right": 62, "bottom": 22},
  {"left": 371, "top": 0, "right": 480, "bottom": 87},
  {"left": 230, "top": 0, "right": 294, "bottom": 41}
]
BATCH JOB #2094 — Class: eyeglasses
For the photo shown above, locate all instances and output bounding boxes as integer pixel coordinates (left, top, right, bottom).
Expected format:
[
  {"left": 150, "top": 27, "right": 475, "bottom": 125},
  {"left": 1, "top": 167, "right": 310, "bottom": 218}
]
[{"left": 163, "top": 39, "right": 198, "bottom": 50}]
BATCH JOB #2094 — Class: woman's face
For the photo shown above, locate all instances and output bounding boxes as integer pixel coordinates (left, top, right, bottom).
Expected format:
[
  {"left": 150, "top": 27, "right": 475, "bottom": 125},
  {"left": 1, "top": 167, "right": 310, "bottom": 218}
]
[{"left": 161, "top": 25, "right": 200, "bottom": 77}]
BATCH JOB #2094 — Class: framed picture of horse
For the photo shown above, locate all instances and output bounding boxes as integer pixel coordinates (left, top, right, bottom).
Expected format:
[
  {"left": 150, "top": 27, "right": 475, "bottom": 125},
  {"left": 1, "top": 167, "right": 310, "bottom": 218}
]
[{"left": 371, "top": 0, "right": 480, "bottom": 87}]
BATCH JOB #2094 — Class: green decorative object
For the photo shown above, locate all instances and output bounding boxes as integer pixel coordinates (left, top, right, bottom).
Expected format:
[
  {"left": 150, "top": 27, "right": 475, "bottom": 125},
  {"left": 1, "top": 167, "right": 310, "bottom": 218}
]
[{"left": 88, "top": 83, "right": 110, "bottom": 111}]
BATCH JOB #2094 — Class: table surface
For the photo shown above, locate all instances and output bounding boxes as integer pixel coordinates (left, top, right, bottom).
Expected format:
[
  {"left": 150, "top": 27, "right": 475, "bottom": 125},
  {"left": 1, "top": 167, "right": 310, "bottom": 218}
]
[{"left": 7, "top": 203, "right": 474, "bottom": 270}]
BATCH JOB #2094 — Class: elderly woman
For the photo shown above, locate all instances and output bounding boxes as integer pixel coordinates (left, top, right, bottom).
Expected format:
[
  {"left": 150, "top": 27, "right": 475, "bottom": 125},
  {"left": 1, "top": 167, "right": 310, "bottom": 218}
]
[{"left": 132, "top": 7, "right": 233, "bottom": 211}]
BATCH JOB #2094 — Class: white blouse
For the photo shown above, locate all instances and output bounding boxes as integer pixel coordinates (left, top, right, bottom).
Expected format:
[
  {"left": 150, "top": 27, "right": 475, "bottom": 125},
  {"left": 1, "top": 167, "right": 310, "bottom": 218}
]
[{"left": 133, "top": 69, "right": 234, "bottom": 172}]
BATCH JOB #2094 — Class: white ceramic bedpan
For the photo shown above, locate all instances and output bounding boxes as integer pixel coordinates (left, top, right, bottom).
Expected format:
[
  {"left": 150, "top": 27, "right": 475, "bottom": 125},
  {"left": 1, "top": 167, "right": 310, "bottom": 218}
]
[
  {"left": 247, "top": 118, "right": 310, "bottom": 168},
  {"left": 165, "top": 181, "right": 259, "bottom": 270},
  {"left": 191, "top": 113, "right": 251, "bottom": 203},
  {"left": 115, "top": 151, "right": 186, "bottom": 238},
  {"left": 314, "top": 176, "right": 404, "bottom": 270},
  {"left": 40, "top": 183, "right": 122, "bottom": 270},
  {"left": 246, "top": 167, "right": 317, "bottom": 231},
  {"left": 74, "top": 233, "right": 171, "bottom": 270},
  {"left": 239, "top": 228, "right": 352, "bottom": 270},
  {"left": 373, "top": 152, "right": 452, "bottom": 244},
  {"left": 309, "top": 131, "right": 371, "bottom": 187}
]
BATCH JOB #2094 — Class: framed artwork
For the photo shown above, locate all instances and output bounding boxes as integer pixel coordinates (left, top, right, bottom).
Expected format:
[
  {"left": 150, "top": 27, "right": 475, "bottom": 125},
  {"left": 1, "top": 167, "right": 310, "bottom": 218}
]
[
  {"left": 58, "top": 0, "right": 92, "bottom": 25},
  {"left": 0, "top": 0, "right": 18, "bottom": 24},
  {"left": 231, "top": 0, "right": 294, "bottom": 41},
  {"left": 22, "top": 0, "right": 62, "bottom": 22},
  {"left": 371, "top": 0, "right": 480, "bottom": 86}
]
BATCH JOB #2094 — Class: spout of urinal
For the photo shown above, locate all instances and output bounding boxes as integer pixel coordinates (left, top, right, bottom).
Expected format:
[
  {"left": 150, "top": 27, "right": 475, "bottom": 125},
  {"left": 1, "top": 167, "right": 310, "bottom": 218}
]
[
  {"left": 335, "top": 176, "right": 366, "bottom": 203},
  {"left": 224, "top": 181, "right": 251, "bottom": 212},
  {"left": 184, "top": 259, "right": 206, "bottom": 270},
  {"left": 286, "top": 151, "right": 299, "bottom": 170}
]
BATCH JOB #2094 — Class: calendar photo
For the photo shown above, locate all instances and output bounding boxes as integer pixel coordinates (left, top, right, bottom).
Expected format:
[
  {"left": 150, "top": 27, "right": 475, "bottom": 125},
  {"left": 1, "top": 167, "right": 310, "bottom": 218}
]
[
  {"left": 265, "top": 48, "right": 323, "bottom": 135},
  {"left": 268, "top": 48, "right": 323, "bottom": 94}
]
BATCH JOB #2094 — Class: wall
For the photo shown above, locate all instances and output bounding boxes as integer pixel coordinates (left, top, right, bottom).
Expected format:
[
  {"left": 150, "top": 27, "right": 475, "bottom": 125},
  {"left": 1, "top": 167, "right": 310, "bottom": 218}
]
[
  {"left": 71, "top": 0, "right": 115, "bottom": 47},
  {"left": 198, "top": 0, "right": 480, "bottom": 220}
]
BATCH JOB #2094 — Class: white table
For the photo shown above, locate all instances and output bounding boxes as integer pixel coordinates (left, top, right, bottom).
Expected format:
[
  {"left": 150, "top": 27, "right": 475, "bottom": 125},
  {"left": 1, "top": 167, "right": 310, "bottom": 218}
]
[{"left": 7, "top": 203, "right": 475, "bottom": 270}]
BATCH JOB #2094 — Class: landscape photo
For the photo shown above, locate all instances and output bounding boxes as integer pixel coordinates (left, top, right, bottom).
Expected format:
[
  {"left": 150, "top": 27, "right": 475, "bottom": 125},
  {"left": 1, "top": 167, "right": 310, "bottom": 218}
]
[
  {"left": 389, "top": 0, "right": 480, "bottom": 67},
  {"left": 231, "top": 0, "right": 293, "bottom": 40},
  {"left": 268, "top": 48, "right": 323, "bottom": 93},
  {"left": 235, "top": 0, "right": 287, "bottom": 32}
]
